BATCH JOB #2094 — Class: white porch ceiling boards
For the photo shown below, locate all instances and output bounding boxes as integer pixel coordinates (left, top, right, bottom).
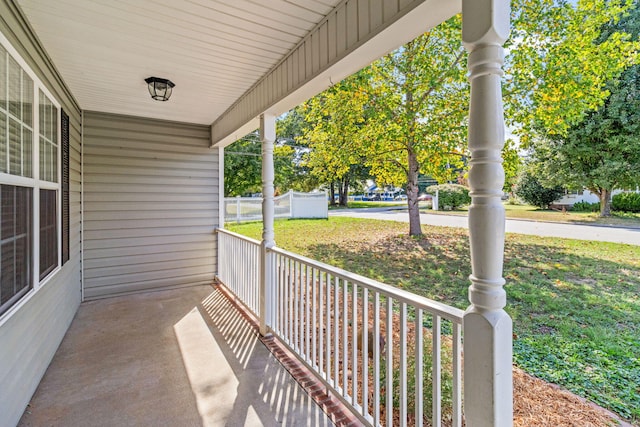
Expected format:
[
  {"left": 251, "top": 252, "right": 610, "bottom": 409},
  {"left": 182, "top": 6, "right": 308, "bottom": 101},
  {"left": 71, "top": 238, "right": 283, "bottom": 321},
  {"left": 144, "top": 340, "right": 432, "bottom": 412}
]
[
  {"left": 16, "top": 0, "right": 340, "bottom": 125},
  {"left": 16, "top": 0, "right": 460, "bottom": 143}
]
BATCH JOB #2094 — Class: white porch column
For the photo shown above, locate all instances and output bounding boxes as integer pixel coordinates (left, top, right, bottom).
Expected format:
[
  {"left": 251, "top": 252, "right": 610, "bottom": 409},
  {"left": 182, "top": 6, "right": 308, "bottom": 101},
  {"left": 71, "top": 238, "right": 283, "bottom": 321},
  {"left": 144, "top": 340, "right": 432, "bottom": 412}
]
[
  {"left": 260, "top": 113, "right": 276, "bottom": 336},
  {"left": 462, "top": 1, "right": 512, "bottom": 426}
]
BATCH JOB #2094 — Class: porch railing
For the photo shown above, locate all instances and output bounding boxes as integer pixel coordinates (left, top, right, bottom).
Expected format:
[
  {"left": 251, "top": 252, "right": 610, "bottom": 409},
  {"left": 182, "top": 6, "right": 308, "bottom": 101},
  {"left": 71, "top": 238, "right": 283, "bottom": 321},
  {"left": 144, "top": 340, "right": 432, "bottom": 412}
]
[
  {"left": 216, "top": 228, "right": 464, "bottom": 427},
  {"left": 216, "top": 229, "right": 261, "bottom": 317}
]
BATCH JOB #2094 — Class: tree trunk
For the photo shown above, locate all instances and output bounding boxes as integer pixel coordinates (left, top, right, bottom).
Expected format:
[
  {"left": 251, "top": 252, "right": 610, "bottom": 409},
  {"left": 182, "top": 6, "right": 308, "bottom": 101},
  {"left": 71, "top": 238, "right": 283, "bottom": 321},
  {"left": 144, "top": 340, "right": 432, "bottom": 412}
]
[
  {"left": 329, "top": 182, "right": 336, "bottom": 206},
  {"left": 407, "top": 147, "right": 422, "bottom": 236},
  {"left": 599, "top": 188, "right": 612, "bottom": 217},
  {"left": 339, "top": 176, "right": 349, "bottom": 206}
]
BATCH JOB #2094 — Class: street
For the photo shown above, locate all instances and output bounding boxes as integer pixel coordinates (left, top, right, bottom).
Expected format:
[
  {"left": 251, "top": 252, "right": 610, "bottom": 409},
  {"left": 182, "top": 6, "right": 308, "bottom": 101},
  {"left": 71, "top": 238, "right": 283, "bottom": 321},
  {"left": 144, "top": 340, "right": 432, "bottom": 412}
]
[{"left": 330, "top": 208, "right": 640, "bottom": 246}]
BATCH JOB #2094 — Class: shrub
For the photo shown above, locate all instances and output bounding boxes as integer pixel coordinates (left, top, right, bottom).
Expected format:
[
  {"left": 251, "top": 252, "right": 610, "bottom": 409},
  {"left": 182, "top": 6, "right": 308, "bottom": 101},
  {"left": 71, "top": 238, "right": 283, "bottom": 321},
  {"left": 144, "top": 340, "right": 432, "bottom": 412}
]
[
  {"left": 571, "top": 201, "right": 600, "bottom": 212},
  {"left": 507, "top": 195, "right": 522, "bottom": 205},
  {"left": 513, "top": 171, "right": 564, "bottom": 209},
  {"left": 612, "top": 192, "right": 640, "bottom": 213},
  {"left": 426, "top": 184, "right": 471, "bottom": 210}
]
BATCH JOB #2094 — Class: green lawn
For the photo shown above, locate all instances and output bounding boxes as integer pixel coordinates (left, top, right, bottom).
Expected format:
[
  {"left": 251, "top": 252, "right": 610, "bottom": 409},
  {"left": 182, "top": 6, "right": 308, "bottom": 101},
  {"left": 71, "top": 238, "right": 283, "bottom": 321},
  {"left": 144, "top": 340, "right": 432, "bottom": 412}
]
[{"left": 228, "top": 217, "right": 640, "bottom": 422}]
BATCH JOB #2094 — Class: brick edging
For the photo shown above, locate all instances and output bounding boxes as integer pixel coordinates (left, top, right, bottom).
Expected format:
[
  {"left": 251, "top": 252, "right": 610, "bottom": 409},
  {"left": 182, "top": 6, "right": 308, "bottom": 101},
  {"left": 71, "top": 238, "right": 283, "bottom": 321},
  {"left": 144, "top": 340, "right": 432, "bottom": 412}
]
[
  {"left": 214, "top": 282, "right": 361, "bottom": 426},
  {"left": 260, "top": 335, "right": 362, "bottom": 427}
]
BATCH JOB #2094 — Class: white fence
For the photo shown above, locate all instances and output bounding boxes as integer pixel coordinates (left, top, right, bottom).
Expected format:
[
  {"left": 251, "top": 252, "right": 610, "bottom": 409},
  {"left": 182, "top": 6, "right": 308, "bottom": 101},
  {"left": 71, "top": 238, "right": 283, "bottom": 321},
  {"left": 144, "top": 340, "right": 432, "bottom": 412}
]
[
  {"left": 216, "top": 228, "right": 464, "bottom": 427},
  {"left": 224, "top": 190, "right": 328, "bottom": 223}
]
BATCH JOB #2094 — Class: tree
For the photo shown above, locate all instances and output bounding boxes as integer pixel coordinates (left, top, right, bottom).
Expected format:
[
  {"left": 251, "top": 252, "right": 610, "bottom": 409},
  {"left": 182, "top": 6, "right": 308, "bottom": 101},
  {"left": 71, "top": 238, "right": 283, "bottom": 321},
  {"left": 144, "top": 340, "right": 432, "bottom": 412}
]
[
  {"left": 531, "top": 63, "right": 640, "bottom": 216},
  {"left": 505, "top": 0, "right": 638, "bottom": 144},
  {"left": 224, "top": 131, "right": 297, "bottom": 197},
  {"left": 527, "top": 1, "right": 640, "bottom": 216},
  {"left": 297, "top": 0, "right": 635, "bottom": 233},
  {"left": 363, "top": 16, "right": 468, "bottom": 235},
  {"left": 224, "top": 134, "right": 262, "bottom": 197},
  {"left": 514, "top": 169, "right": 564, "bottom": 209},
  {"left": 300, "top": 74, "right": 371, "bottom": 206},
  {"left": 503, "top": 138, "right": 523, "bottom": 193},
  {"left": 276, "top": 108, "right": 319, "bottom": 193}
]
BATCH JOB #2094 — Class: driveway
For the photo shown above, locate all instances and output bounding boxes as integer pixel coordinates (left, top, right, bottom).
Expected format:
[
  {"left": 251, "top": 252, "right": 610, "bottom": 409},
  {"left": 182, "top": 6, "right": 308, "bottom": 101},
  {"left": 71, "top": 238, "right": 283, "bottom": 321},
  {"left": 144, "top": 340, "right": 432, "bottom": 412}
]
[{"left": 330, "top": 208, "right": 640, "bottom": 246}]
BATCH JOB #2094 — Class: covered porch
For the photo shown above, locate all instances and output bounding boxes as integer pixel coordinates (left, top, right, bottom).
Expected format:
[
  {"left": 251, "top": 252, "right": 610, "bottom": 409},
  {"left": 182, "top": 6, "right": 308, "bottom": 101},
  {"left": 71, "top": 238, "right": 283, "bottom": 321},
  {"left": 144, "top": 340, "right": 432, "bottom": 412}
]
[{"left": 0, "top": 0, "right": 514, "bottom": 426}]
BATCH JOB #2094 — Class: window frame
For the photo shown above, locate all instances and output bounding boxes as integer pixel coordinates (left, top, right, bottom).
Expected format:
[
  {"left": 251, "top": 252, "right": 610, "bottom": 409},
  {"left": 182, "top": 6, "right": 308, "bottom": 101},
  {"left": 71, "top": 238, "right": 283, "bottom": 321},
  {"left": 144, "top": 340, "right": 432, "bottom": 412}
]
[{"left": 0, "top": 31, "right": 62, "bottom": 321}]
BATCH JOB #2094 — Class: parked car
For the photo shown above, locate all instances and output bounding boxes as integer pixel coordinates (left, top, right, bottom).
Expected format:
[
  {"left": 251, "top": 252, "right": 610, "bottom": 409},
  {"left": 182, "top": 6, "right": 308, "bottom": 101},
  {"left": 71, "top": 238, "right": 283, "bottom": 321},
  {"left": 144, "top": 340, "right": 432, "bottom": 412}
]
[
  {"left": 394, "top": 195, "right": 407, "bottom": 201},
  {"left": 417, "top": 194, "right": 432, "bottom": 201}
]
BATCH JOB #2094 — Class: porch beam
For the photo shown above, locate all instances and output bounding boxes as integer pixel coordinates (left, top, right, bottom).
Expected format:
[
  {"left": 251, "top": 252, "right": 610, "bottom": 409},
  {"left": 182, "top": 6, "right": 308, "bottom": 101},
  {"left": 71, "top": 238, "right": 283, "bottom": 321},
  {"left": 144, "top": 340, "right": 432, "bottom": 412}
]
[
  {"left": 461, "top": 0, "right": 513, "bottom": 426},
  {"left": 210, "top": 0, "right": 460, "bottom": 147},
  {"left": 259, "top": 113, "right": 276, "bottom": 336}
]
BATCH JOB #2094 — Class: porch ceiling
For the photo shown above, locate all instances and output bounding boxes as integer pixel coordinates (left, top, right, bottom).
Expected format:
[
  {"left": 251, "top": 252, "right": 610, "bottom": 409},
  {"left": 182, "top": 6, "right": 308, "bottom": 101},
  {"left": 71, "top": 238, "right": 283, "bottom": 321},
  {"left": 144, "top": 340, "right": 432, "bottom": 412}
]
[
  {"left": 16, "top": 0, "right": 460, "bottom": 140},
  {"left": 16, "top": 0, "right": 342, "bottom": 124}
]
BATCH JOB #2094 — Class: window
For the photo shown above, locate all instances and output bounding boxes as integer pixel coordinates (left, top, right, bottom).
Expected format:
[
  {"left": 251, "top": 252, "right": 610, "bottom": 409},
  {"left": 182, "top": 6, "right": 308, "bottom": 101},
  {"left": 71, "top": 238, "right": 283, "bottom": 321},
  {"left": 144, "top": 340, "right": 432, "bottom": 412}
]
[
  {"left": 39, "top": 90, "right": 57, "bottom": 182},
  {"left": 38, "top": 89, "right": 59, "bottom": 280},
  {"left": 39, "top": 189, "right": 57, "bottom": 280},
  {"left": 0, "top": 38, "right": 62, "bottom": 317},
  {"left": 1, "top": 46, "right": 33, "bottom": 178},
  {"left": 1, "top": 185, "right": 32, "bottom": 311}
]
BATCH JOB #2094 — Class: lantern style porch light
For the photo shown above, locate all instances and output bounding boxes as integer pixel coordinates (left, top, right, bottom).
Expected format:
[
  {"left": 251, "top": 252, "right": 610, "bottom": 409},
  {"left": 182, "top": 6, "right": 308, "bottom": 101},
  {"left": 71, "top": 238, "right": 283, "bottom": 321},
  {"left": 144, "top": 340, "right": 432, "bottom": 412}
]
[{"left": 145, "top": 77, "right": 175, "bottom": 101}]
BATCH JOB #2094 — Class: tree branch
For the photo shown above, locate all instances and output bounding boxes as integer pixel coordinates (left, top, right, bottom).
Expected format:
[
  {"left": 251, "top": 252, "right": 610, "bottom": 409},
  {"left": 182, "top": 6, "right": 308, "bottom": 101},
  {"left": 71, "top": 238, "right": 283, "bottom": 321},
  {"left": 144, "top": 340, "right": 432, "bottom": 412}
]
[{"left": 417, "top": 48, "right": 465, "bottom": 107}]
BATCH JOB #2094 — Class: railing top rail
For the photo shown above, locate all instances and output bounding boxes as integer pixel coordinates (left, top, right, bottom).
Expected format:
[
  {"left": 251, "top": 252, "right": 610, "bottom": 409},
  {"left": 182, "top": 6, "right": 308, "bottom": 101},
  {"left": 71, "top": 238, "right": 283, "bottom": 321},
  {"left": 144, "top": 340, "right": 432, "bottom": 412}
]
[
  {"left": 270, "top": 246, "right": 464, "bottom": 323},
  {"left": 216, "top": 228, "right": 261, "bottom": 246}
]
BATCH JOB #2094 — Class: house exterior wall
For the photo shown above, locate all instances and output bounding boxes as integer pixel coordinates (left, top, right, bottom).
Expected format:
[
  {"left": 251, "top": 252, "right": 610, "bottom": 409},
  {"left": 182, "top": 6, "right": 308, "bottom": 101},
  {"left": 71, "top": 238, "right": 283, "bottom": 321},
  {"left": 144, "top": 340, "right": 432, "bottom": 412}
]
[
  {"left": 0, "top": 1, "right": 83, "bottom": 425},
  {"left": 82, "top": 112, "right": 218, "bottom": 300},
  {"left": 553, "top": 189, "right": 628, "bottom": 207}
]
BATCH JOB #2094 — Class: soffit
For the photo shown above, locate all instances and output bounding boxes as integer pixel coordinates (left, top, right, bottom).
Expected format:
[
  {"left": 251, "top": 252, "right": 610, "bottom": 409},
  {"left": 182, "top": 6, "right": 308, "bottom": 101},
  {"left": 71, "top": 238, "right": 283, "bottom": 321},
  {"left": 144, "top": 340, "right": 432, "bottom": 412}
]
[{"left": 16, "top": 0, "right": 341, "bottom": 125}]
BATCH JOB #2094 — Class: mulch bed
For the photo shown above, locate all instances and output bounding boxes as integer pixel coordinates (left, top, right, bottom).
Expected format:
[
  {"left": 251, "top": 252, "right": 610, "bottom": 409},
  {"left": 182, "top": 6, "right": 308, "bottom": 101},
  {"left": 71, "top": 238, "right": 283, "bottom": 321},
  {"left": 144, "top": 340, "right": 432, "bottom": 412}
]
[
  {"left": 218, "top": 282, "right": 630, "bottom": 426},
  {"left": 513, "top": 367, "right": 631, "bottom": 427}
]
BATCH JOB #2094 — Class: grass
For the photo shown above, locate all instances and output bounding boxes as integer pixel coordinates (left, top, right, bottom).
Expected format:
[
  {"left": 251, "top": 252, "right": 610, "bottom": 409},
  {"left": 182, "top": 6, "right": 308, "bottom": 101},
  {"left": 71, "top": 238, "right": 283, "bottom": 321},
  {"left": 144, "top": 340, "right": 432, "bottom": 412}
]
[{"left": 228, "top": 217, "right": 640, "bottom": 423}]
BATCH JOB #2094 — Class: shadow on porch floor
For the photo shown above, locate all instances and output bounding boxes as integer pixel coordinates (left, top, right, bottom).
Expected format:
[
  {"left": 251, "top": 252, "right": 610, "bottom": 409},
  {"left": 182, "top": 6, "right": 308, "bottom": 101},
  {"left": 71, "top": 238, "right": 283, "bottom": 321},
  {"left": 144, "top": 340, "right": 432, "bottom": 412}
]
[{"left": 18, "top": 285, "right": 334, "bottom": 427}]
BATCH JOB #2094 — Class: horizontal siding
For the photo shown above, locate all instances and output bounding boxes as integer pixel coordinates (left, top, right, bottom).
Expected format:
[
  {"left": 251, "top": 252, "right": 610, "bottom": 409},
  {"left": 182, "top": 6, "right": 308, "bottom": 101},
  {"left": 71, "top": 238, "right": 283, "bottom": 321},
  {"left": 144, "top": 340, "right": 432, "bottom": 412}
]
[
  {"left": 83, "top": 111, "right": 219, "bottom": 300},
  {"left": 0, "top": 2, "right": 82, "bottom": 426},
  {"left": 211, "top": 0, "right": 460, "bottom": 146},
  {"left": 0, "top": 262, "right": 81, "bottom": 426}
]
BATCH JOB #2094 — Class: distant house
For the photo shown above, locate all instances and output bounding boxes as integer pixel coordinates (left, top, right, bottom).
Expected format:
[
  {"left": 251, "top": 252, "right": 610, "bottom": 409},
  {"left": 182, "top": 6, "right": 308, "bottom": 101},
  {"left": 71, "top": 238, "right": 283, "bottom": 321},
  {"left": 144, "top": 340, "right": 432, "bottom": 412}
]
[{"left": 552, "top": 188, "right": 637, "bottom": 209}]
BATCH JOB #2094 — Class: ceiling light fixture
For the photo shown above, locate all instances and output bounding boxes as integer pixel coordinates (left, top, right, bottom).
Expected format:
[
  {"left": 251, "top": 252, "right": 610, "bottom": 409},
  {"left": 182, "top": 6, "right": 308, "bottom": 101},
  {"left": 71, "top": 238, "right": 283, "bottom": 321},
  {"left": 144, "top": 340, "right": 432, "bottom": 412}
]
[{"left": 145, "top": 77, "right": 175, "bottom": 101}]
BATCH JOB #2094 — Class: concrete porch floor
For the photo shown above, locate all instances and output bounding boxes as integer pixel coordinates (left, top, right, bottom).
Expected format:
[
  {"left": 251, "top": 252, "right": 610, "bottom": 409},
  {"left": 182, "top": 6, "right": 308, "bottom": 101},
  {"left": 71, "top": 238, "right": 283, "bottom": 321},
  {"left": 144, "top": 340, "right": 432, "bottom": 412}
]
[{"left": 18, "top": 284, "right": 335, "bottom": 427}]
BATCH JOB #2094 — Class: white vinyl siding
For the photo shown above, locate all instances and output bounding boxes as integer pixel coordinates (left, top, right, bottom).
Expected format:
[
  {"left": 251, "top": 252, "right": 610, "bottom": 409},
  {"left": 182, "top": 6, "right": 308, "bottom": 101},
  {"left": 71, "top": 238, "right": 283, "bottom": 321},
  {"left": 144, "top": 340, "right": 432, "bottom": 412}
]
[
  {"left": 0, "top": 2, "right": 82, "bottom": 425},
  {"left": 82, "top": 111, "right": 218, "bottom": 300}
]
